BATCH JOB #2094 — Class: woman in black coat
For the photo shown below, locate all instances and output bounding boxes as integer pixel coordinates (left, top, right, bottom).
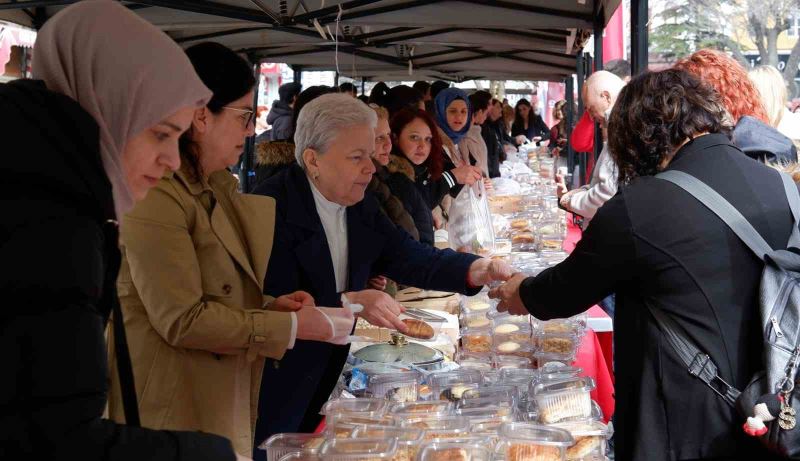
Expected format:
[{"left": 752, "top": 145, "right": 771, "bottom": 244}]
[
  {"left": 491, "top": 70, "right": 789, "bottom": 460},
  {"left": 0, "top": 2, "right": 237, "bottom": 460},
  {"left": 251, "top": 94, "right": 512, "bottom": 455}
]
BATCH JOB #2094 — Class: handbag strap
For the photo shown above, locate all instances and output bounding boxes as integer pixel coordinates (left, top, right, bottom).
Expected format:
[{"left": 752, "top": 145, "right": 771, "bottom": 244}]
[
  {"left": 645, "top": 303, "right": 740, "bottom": 407},
  {"left": 112, "top": 292, "right": 141, "bottom": 427},
  {"left": 656, "top": 170, "right": 774, "bottom": 259}
]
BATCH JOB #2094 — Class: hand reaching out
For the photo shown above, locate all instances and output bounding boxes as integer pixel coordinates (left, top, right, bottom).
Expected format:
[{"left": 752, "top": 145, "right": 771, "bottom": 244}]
[{"left": 488, "top": 273, "right": 528, "bottom": 315}]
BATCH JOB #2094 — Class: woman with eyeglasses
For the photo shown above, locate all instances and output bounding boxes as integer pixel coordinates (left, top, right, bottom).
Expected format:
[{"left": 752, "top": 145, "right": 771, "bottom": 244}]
[{"left": 107, "top": 42, "right": 353, "bottom": 458}]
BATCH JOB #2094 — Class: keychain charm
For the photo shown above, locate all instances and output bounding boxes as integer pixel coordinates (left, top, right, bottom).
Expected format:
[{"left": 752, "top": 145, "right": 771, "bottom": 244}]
[{"left": 779, "top": 393, "right": 797, "bottom": 430}]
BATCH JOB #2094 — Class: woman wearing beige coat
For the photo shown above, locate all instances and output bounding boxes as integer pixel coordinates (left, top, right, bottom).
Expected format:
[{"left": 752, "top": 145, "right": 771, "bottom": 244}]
[{"left": 107, "top": 43, "right": 354, "bottom": 458}]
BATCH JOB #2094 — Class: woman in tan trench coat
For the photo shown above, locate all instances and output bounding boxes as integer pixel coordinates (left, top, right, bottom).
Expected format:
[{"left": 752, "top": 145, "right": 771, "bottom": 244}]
[{"left": 107, "top": 43, "right": 355, "bottom": 458}]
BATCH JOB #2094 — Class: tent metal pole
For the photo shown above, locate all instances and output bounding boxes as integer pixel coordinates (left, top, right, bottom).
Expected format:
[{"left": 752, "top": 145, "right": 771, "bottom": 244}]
[
  {"left": 592, "top": 5, "right": 604, "bottom": 163},
  {"left": 631, "top": 0, "right": 649, "bottom": 75}
]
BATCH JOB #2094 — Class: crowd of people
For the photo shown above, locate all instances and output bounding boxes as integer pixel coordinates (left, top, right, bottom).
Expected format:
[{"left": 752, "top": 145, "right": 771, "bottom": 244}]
[{"left": 6, "top": 1, "right": 800, "bottom": 461}]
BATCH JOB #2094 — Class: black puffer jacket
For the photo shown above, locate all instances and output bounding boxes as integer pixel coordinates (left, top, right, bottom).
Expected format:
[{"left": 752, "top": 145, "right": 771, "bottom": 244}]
[{"left": 0, "top": 80, "right": 234, "bottom": 461}]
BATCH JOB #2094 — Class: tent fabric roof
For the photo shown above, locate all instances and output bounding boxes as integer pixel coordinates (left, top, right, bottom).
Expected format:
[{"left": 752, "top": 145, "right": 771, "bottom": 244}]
[{"left": 0, "top": 0, "right": 621, "bottom": 81}]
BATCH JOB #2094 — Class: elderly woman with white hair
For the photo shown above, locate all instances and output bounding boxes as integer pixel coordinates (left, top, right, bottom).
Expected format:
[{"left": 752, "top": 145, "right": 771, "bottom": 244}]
[{"left": 251, "top": 93, "right": 512, "bottom": 450}]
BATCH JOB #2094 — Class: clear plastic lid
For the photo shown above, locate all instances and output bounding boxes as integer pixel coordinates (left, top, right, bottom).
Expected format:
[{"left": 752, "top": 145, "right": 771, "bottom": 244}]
[
  {"left": 461, "top": 385, "right": 519, "bottom": 402},
  {"left": 499, "top": 368, "right": 536, "bottom": 383},
  {"left": 454, "top": 406, "right": 516, "bottom": 424},
  {"left": 320, "top": 438, "right": 398, "bottom": 461},
  {"left": 455, "top": 396, "right": 514, "bottom": 411},
  {"left": 532, "top": 319, "right": 582, "bottom": 335},
  {"left": 530, "top": 366, "right": 583, "bottom": 388},
  {"left": 351, "top": 426, "right": 425, "bottom": 445},
  {"left": 550, "top": 420, "right": 611, "bottom": 439},
  {"left": 390, "top": 401, "right": 454, "bottom": 416},
  {"left": 531, "top": 377, "right": 596, "bottom": 397},
  {"left": 493, "top": 355, "right": 532, "bottom": 370},
  {"left": 326, "top": 413, "right": 396, "bottom": 429},
  {"left": 499, "top": 423, "right": 575, "bottom": 446},
  {"left": 429, "top": 370, "right": 483, "bottom": 389},
  {"left": 366, "top": 373, "right": 420, "bottom": 403},
  {"left": 463, "top": 313, "right": 492, "bottom": 329},
  {"left": 421, "top": 427, "right": 472, "bottom": 441},
  {"left": 401, "top": 416, "right": 470, "bottom": 431},
  {"left": 534, "top": 332, "right": 579, "bottom": 356},
  {"left": 279, "top": 452, "right": 321, "bottom": 461},
  {"left": 260, "top": 433, "right": 326, "bottom": 452},
  {"left": 320, "top": 398, "right": 388, "bottom": 416},
  {"left": 418, "top": 442, "right": 492, "bottom": 461}
]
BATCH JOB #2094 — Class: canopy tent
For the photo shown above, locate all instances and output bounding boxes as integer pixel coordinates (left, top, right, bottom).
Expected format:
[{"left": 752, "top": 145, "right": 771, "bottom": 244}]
[{"left": 0, "top": 0, "right": 620, "bottom": 82}]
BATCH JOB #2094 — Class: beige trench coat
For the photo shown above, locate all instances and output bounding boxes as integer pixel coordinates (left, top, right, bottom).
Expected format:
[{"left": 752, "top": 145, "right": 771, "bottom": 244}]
[{"left": 107, "top": 166, "right": 292, "bottom": 456}]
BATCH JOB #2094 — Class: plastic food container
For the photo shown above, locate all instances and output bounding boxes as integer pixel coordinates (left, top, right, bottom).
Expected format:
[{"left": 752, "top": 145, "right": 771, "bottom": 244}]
[
  {"left": 321, "top": 398, "right": 388, "bottom": 416},
  {"left": 461, "top": 327, "right": 493, "bottom": 354},
  {"left": 461, "top": 385, "right": 519, "bottom": 403},
  {"left": 488, "top": 311, "right": 532, "bottom": 325},
  {"left": 492, "top": 334, "right": 534, "bottom": 362},
  {"left": 454, "top": 405, "right": 516, "bottom": 425},
  {"left": 390, "top": 401, "right": 453, "bottom": 417},
  {"left": 325, "top": 414, "right": 396, "bottom": 438},
  {"left": 492, "top": 322, "right": 533, "bottom": 343},
  {"left": 497, "top": 423, "right": 574, "bottom": 461},
  {"left": 493, "top": 355, "right": 533, "bottom": 370},
  {"left": 463, "top": 312, "right": 492, "bottom": 329},
  {"left": 279, "top": 452, "right": 321, "bottom": 461},
  {"left": 456, "top": 396, "right": 514, "bottom": 410},
  {"left": 419, "top": 441, "right": 493, "bottom": 461},
  {"left": 532, "top": 319, "right": 582, "bottom": 336},
  {"left": 531, "top": 378, "right": 596, "bottom": 424},
  {"left": 530, "top": 365, "right": 583, "bottom": 388},
  {"left": 261, "top": 433, "right": 326, "bottom": 461},
  {"left": 366, "top": 372, "right": 421, "bottom": 403},
  {"left": 401, "top": 416, "right": 470, "bottom": 432},
  {"left": 470, "top": 421, "right": 503, "bottom": 446},
  {"left": 533, "top": 332, "right": 579, "bottom": 356},
  {"left": 551, "top": 421, "right": 611, "bottom": 460},
  {"left": 351, "top": 427, "right": 425, "bottom": 461},
  {"left": 429, "top": 370, "right": 484, "bottom": 401},
  {"left": 320, "top": 438, "right": 398, "bottom": 461},
  {"left": 455, "top": 351, "right": 493, "bottom": 371},
  {"left": 533, "top": 351, "right": 576, "bottom": 369}
]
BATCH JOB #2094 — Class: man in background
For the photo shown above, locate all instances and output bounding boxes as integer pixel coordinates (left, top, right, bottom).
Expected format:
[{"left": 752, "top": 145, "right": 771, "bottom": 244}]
[
  {"left": 339, "top": 82, "right": 358, "bottom": 98},
  {"left": 262, "top": 81, "right": 302, "bottom": 142}
]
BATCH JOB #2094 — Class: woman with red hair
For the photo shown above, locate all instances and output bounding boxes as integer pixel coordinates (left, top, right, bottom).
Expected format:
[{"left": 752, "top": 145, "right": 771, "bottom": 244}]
[
  {"left": 674, "top": 49, "right": 796, "bottom": 164},
  {"left": 390, "top": 108, "right": 476, "bottom": 214}
]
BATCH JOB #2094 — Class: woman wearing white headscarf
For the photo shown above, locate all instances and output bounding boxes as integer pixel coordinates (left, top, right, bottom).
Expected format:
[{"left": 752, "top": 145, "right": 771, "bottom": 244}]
[{"left": 0, "top": 1, "right": 240, "bottom": 460}]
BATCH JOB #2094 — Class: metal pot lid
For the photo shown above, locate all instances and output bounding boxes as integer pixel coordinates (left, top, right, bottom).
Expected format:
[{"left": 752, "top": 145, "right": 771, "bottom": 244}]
[{"left": 354, "top": 340, "right": 442, "bottom": 365}]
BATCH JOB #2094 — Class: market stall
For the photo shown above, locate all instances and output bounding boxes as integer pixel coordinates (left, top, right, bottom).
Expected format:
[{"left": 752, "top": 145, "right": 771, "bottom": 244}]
[{"left": 260, "top": 145, "right": 615, "bottom": 461}]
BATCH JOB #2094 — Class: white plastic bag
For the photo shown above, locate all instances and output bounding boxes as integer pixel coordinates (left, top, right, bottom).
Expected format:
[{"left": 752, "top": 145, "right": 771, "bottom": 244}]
[{"left": 447, "top": 181, "right": 496, "bottom": 256}]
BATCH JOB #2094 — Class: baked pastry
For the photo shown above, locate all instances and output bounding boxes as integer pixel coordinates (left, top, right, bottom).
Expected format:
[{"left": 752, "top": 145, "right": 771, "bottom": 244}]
[
  {"left": 538, "top": 393, "right": 592, "bottom": 423},
  {"left": 426, "top": 448, "right": 468, "bottom": 461},
  {"left": 542, "top": 337, "right": 575, "bottom": 354},
  {"left": 512, "top": 233, "right": 535, "bottom": 244},
  {"left": 468, "top": 301, "right": 490, "bottom": 311},
  {"left": 543, "top": 322, "right": 574, "bottom": 334},
  {"left": 440, "top": 384, "right": 472, "bottom": 401},
  {"left": 402, "top": 318, "right": 435, "bottom": 339},
  {"left": 507, "top": 443, "right": 561, "bottom": 461},
  {"left": 467, "top": 317, "right": 491, "bottom": 328},
  {"left": 303, "top": 437, "right": 325, "bottom": 449},
  {"left": 494, "top": 324, "right": 520, "bottom": 335},
  {"left": 540, "top": 239, "right": 562, "bottom": 250},
  {"left": 462, "top": 334, "right": 492, "bottom": 353},
  {"left": 497, "top": 341, "right": 521, "bottom": 353},
  {"left": 566, "top": 437, "right": 601, "bottom": 459},
  {"left": 510, "top": 218, "right": 530, "bottom": 229}
]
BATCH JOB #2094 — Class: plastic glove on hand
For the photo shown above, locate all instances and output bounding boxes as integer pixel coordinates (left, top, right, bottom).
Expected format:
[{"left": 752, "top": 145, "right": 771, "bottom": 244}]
[{"left": 295, "top": 305, "right": 355, "bottom": 344}]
